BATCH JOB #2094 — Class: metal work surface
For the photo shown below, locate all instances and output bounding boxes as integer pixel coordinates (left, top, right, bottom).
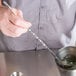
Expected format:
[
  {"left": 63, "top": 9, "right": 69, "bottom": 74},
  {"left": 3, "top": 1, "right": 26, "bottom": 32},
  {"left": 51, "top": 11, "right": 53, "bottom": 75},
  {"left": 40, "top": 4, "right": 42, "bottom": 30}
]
[{"left": 0, "top": 50, "right": 60, "bottom": 76}]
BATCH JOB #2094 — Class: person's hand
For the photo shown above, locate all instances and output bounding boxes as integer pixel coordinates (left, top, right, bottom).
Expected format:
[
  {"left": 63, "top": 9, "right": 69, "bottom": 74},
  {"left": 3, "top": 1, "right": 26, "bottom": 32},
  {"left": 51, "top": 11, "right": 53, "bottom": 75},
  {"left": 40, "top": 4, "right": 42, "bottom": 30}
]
[{"left": 0, "top": 5, "right": 32, "bottom": 37}]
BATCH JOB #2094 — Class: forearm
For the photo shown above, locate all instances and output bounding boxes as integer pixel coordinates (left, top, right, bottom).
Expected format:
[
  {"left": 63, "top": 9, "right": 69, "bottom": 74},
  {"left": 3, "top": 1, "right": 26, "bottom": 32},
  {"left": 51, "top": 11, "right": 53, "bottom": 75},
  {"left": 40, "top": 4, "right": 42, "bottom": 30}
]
[{"left": 0, "top": 0, "right": 2, "bottom": 6}]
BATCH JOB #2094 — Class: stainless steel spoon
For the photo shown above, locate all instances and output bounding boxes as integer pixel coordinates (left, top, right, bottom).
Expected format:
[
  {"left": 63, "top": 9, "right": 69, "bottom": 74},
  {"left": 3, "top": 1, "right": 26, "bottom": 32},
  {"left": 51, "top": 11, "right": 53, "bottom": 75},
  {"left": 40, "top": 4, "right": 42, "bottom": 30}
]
[{"left": 3, "top": 1, "right": 74, "bottom": 68}]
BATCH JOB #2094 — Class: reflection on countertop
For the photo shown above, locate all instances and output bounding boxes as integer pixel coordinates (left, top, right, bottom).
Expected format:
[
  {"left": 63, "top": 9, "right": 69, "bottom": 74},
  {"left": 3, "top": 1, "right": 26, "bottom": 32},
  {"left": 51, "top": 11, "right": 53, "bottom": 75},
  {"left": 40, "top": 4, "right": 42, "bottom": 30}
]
[{"left": 0, "top": 50, "right": 60, "bottom": 76}]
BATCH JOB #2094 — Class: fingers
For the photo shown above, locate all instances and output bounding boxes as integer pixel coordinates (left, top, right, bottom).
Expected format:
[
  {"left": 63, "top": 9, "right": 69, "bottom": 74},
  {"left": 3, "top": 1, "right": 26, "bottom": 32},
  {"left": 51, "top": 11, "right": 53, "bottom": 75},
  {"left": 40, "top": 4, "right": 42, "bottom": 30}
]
[
  {"left": 9, "top": 8, "right": 32, "bottom": 30},
  {"left": 8, "top": 21, "right": 28, "bottom": 34},
  {"left": 9, "top": 18, "right": 32, "bottom": 29},
  {"left": 0, "top": 7, "right": 32, "bottom": 37},
  {"left": 1, "top": 20, "right": 28, "bottom": 37}
]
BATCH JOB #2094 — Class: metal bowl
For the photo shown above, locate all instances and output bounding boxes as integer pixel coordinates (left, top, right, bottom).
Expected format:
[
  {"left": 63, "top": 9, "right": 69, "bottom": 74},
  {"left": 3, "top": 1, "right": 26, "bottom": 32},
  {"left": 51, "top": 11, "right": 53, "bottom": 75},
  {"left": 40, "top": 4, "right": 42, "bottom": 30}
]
[{"left": 55, "top": 46, "right": 76, "bottom": 76}]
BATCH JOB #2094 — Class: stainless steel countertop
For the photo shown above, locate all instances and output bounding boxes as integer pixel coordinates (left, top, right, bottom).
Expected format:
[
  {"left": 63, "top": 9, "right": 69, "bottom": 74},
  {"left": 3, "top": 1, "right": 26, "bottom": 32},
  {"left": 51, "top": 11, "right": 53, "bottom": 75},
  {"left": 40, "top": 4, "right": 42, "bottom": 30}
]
[{"left": 0, "top": 50, "right": 60, "bottom": 76}]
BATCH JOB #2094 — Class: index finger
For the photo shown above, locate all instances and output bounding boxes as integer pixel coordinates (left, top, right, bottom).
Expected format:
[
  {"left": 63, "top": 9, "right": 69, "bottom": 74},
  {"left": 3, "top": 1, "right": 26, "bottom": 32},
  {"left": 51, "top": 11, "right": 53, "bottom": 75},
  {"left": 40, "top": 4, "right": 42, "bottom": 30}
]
[{"left": 9, "top": 17, "right": 32, "bottom": 29}]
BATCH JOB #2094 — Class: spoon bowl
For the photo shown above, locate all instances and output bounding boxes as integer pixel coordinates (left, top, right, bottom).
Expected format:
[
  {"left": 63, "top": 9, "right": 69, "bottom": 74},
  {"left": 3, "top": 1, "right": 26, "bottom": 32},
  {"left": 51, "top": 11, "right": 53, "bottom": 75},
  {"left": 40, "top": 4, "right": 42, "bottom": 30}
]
[{"left": 56, "top": 46, "right": 76, "bottom": 69}]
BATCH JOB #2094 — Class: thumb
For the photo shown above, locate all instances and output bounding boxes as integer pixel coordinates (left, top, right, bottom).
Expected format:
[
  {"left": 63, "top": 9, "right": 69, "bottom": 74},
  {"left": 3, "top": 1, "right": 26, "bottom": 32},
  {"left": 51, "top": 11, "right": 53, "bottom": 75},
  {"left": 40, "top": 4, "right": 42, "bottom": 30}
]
[
  {"left": 17, "top": 10, "right": 23, "bottom": 18},
  {"left": 11, "top": 8, "right": 18, "bottom": 15}
]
